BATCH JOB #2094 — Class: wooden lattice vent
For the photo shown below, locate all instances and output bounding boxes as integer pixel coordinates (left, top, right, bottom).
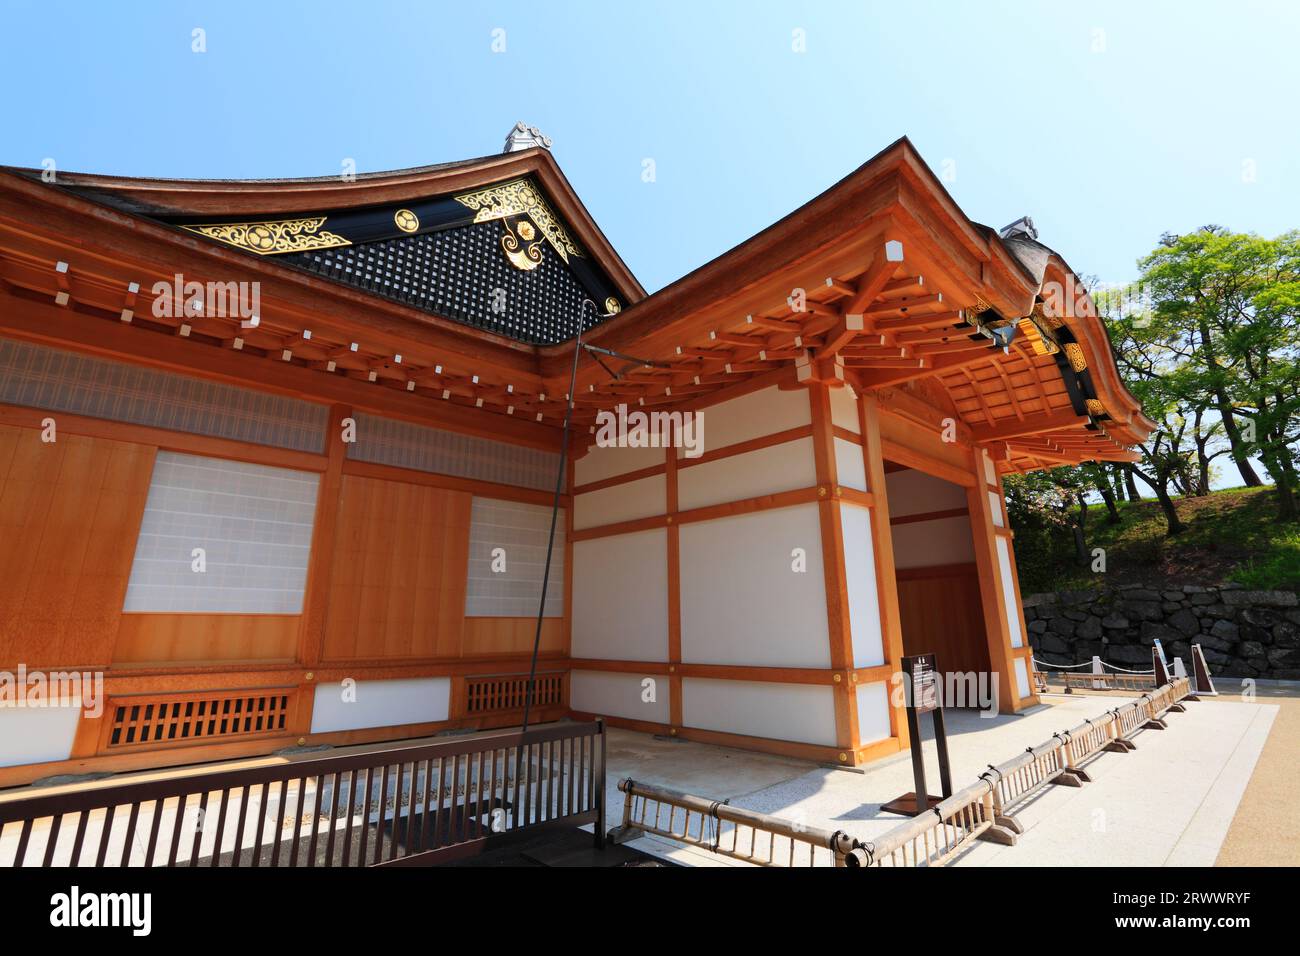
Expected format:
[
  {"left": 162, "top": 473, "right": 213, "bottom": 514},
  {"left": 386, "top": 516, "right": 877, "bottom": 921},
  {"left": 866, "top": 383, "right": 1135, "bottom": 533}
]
[
  {"left": 465, "top": 672, "right": 565, "bottom": 714},
  {"left": 103, "top": 689, "right": 295, "bottom": 751}
]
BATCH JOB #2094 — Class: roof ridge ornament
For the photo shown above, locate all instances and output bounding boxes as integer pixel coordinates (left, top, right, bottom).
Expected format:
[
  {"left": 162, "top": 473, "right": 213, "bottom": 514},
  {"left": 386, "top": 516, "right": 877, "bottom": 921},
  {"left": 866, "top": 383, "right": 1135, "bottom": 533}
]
[
  {"left": 503, "top": 122, "right": 553, "bottom": 153},
  {"left": 999, "top": 216, "right": 1038, "bottom": 241}
]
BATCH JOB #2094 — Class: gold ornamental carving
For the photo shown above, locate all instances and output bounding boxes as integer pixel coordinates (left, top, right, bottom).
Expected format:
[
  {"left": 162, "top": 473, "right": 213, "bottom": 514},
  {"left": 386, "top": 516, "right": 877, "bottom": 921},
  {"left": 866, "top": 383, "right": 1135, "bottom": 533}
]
[
  {"left": 454, "top": 178, "right": 584, "bottom": 265},
  {"left": 182, "top": 217, "right": 351, "bottom": 255}
]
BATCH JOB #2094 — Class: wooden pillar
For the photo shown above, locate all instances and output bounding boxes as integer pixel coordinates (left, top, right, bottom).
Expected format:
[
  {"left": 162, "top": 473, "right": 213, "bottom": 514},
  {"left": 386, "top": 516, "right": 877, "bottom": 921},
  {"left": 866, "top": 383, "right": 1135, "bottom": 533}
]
[
  {"left": 859, "top": 393, "right": 909, "bottom": 748},
  {"left": 808, "top": 384, "right": 859, "bottom": 763},
  {"left": 966, "top": 444, "right": 1034, "bottom": 712},
  {"left": 295, "top": 403, "right": 350, "bottom": 738},
  {"left": 665, "top": 440, "right": 683, "bottom": 732},
  {"left": 298, "top": 403, "right": 350, "bottom": 667}
]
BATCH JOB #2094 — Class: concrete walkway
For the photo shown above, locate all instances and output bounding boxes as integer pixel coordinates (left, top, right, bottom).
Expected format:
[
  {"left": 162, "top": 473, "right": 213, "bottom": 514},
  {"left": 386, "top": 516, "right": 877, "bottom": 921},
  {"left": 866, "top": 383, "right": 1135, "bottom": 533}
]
[{"left": 603, "top": 693, "right": 1279, "bottom": 867}]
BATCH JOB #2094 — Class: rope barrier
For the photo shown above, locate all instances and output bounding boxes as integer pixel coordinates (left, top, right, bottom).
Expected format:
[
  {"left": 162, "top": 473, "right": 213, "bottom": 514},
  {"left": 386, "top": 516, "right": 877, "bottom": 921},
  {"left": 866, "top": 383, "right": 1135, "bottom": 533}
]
[
  {"left": 1032, "top": 655, "right": 1154, "bottom": 675},
  {"left": 1099, "top": 662, "right": 1155, "bottom": 675},
  {"left": 1031, "top": 656, "right": 1093, "bottom": 670}
]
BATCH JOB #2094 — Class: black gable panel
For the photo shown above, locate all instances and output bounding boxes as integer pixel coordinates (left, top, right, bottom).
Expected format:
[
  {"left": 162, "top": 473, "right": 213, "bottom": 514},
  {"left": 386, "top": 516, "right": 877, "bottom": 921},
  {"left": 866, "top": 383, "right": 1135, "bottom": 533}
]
[{"left": 281, "top": 220, "right": 606, "bottom": 346}]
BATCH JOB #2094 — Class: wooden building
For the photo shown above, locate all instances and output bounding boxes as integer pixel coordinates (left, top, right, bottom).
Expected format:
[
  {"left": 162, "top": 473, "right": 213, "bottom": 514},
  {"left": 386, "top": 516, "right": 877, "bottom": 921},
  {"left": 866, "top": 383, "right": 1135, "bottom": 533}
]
[{"left": 0, "top": 130, "right": 1154, "bottom": 786}]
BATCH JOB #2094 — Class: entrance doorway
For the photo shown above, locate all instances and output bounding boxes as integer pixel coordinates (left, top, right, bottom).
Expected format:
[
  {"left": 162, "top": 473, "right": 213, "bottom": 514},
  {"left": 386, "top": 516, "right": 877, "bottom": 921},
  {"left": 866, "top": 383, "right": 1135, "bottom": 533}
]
[{"left": 883, "top": 461, "right": 992, "bottom": 682}]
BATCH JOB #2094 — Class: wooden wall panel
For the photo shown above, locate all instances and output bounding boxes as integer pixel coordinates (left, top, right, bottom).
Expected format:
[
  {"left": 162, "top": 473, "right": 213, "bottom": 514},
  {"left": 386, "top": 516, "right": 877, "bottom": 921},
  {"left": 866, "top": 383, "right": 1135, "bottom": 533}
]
[
  {"left": 0, "top": 424, "right": 155, "bottom": 668},
  {"left": 113, "top": 613, "right": 299, "bottom": 665},
  {"left": 462, "top": 617, "right": 565, "bottom": 657},
  {"left": 322, "top": 474, "right": 470, "bottom": 661},
  {"left": 895, "top": 564, "right": 991, "bottom": 678}
]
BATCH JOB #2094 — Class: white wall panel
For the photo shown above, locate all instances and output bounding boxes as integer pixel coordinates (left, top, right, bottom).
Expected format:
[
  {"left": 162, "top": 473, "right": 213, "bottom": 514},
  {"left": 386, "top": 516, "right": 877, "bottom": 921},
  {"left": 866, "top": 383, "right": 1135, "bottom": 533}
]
[
  {"left": 996, "top": 536, "right": 1025, "bottom": 648},
  {"left": 891, "top": 516, "right": 976, "bottom": 569},
  {"left": 830, "top": 384, "right": 861, "bottom": 434},
  {"left": 572, "top": 529, "right": 668, "bottom": 661},
  {"left": 677, "top": 437, "right": 816, "bottom": 512},
  {"left": 681, "top": 385, "right": 810, "bottom": 455},
  {"left": 989, "top": 491, "right": 1005, "bottom": 528},
  {"left": 855, "top": 681, "right": 892, "bottom": 746},
  {"left": 834, "top": 437, "right": 867, "bottom": 492},
  {"left": 0, "top": 706, "right": 81, "bottom": 768},
  {"left": 573, "top": 474, "right": 665, "bottom": 531},
  {"left": 981, "top": 449, "right": 998, "bottom": 486},
  {"left": 1014, "top": 657, "right": 1031, "bottom": 700},
  {"left": 679, "top": 504, "right": 830, "bottom": 668},
  {"left": 841, "top": 504, "right": 884, "bottom": 668},
  {"left": 310, "top": 677, "right": 450, "bottom": 734},
  {"left": 575, "top": 442, "right": 665, "bottom": 486},
  {"left": 570, "top": 670, "right": 670, "bottom": 724},
  {"left": 682, "top": 678, "right": 837, "bottom": 746}
]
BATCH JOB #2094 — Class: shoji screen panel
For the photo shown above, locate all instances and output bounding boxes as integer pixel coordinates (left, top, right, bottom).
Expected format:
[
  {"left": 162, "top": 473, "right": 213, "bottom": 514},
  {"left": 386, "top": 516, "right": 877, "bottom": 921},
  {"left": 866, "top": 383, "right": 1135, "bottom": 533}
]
[
  {"left": 0, "top": 337, "right": 328, "bottom": 453},
  {"left": 322, "top": 475, "right": 471, "bottom": 661},
  {"left": 464, "top": 498, "right": 564, "bottom": 617},
  {"left": 0, "top": 424, "right": 155, "bottom": 668},
  {"left": 347, "top": 412, "right": 558, "bottom": 491},
  {"left": 463, "top": 497, "right": 565, "bottom": 657},
  {"left": 122, "top": 453, "right": 320, "bottom": 615}
]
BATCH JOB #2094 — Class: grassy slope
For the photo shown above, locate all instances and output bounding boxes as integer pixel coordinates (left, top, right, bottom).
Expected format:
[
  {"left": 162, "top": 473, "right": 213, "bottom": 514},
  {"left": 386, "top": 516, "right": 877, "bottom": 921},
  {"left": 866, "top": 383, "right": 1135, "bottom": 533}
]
[{"left": 1022, "top": 486, "right": 1300, "bottom": 594}]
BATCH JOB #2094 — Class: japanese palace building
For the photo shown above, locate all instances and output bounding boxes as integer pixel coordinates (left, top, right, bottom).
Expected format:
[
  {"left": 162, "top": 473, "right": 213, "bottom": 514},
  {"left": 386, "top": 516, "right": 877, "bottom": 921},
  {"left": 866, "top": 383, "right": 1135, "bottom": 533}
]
[{"left": 0, "top": 127, "right": 1154, "bottom": 785}]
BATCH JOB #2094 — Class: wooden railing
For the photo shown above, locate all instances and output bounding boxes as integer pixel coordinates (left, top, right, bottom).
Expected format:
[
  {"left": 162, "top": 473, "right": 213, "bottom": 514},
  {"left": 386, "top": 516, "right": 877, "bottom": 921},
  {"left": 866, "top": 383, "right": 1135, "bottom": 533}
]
[
  {"left": 0, "top": 720, "right": 605, "bottom": 867},
  {"left": 600, "top": 680, "right": 1191, "bottom": 868},
  {"left": 609, "top": 779, "right": 867, "bottom": 867},
  {"left": 856, "top": 780, "right": 999, "bottom": 867},
  {"left": 859, "top": 677, "right": 1191, "bottom": 866}
]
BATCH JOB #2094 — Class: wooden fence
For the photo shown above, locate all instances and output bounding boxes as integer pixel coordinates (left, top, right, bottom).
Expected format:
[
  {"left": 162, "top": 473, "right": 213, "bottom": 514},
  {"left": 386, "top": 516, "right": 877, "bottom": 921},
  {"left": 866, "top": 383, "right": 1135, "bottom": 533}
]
[
  {"left": 0, "top": 720, "right": 605, "bottom": 867},
  {"left": 604, "top": 680, "right": 1191, "bottom": 868}
]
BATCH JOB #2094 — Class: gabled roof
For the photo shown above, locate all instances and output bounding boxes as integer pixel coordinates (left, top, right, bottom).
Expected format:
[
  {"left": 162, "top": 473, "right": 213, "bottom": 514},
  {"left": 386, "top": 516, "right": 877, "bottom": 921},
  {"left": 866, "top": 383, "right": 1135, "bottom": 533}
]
[
  {"left": 6, "top": 147, "right": 643, "bottom": 346},
  {"left": 0, "top": 135, "right": 1153, "bottom": 470}
]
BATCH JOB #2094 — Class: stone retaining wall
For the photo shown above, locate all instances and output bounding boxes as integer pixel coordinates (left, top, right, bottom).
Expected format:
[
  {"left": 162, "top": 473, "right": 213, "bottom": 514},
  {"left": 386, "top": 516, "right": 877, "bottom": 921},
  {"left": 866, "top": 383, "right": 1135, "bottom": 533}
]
[{"left": 1023, "top": 584, "right": 1300, "bottom": 680}]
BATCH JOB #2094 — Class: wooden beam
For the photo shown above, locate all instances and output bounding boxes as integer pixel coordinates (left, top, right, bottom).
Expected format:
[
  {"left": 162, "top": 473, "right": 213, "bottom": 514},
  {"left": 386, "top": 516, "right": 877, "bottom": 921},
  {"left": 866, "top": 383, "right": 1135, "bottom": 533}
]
[
  {"left": 969, "top": 410, "right": 1090, "bottom": 443},
  {"left": 844, "top": 241, "right": 906, "bottom": 316}
]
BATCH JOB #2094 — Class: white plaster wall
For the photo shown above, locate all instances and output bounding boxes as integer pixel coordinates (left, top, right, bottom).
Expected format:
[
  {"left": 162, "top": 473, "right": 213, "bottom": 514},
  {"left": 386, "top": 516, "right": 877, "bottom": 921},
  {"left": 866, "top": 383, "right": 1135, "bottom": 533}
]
[
  {"left": 681, "top": 385, "right": 811, "bottom": 455},
  {"left": 1014, "top": 657, "right": 1031, "bottom": 700},
  {"left": 884, "top": 468, "right": 968, "bottom": 517},
  {"left": 891, "top": 516, "right": 976, "bottom": 569},
  {"left": 855, "top": 681, "right": 892, "bottom": 746},
  {"left": 575, "top": 442, "right": 665, "bottom": 486},
  {"left": 841, "top": 503, "right": 884, "bottom": 668},
  {"left": 834, "top": 437, "right": 867, "bottom": 492},
  {"left": 309, "top": 677, "right": 450, "bottom": 734},
  {"left": 679, "top": 504, "right": 830, "bottom": 668},
  {"left": 981, "top": 449, "right": 998, "bottom": 487},
  {"left": 996, "top": 536, "right": 1025, "bottom": 648},
  {"left": 989, "top": 490, "right": 1005, "bottom": 528},
  {"left": 0, "top": 706, "right": 82, "bottom": 768},
  {"left": 682, "top": 678, "right": 838, "bottom": 747},
  {"left": 572, "top": 529, "right": 669, "bottom": 661},
  {"left": 573, "top": 473, "right": 665, "bottom": 530},
  {"left": 570, "top": 670, "right": 670, "bottom": 724},
  {"left": 830, "top": 384, "right": 861, "bottom": 434},
  {"left": 677, "top": 437, "right": 816, "bottom": 512}
]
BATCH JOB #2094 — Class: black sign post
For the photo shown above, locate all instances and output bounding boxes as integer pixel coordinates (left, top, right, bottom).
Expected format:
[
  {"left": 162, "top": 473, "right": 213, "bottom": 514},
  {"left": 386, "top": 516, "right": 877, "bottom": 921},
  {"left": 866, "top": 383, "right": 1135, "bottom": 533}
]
[{"left": 881, "top": 653, "right": 953, "bottom": 816}]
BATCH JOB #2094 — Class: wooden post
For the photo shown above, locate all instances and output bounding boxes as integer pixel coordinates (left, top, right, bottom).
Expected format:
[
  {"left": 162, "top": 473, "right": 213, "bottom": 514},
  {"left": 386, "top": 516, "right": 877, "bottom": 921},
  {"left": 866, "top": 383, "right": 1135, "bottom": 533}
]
[
  {"left": 298, "top": 403, "right": 350, "bottom": 669},
  {"left": 666, "top": 439, "right": 683, "bottom": 732},
  {"left": 808, "top": 383, "right": 859, "bottom": 762},
  {"left": 966, "top": 445, "right": 1021, "bottom": 713},
  {"left": 859, "top": 392, "right": 909, "bottom": 749}
]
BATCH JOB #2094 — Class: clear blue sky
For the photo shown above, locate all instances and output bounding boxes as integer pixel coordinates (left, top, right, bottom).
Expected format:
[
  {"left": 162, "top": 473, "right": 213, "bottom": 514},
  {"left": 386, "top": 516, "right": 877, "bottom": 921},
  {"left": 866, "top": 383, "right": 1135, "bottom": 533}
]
[{"left": 2, "top": 0, "right": 1297, "bottom": 296}]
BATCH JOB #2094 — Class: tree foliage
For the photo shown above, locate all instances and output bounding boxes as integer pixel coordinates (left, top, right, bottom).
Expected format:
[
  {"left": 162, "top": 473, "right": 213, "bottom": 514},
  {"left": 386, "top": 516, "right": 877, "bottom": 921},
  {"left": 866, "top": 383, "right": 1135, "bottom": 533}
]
[{"left": 1007, "top": 227, "right": 1299, "bottom": 578}]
